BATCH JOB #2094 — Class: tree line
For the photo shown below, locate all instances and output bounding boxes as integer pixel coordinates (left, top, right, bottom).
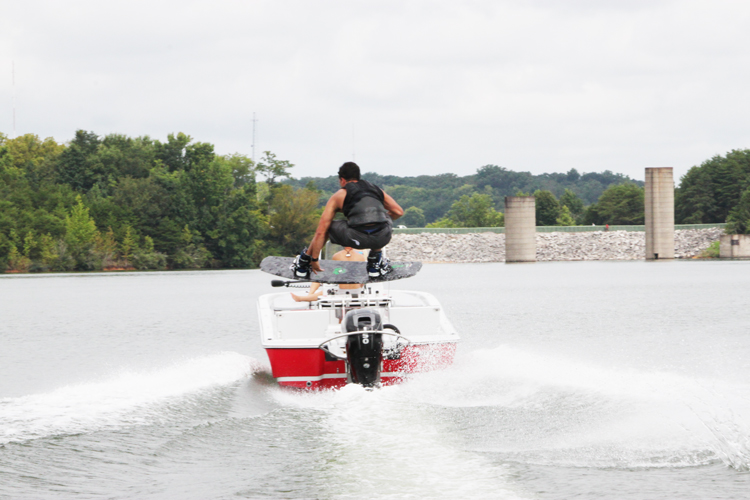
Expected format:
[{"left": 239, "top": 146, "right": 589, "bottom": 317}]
[
  {"left": 675, "top": 149, "right": 750, "bottom": 233},
  {"left": 0, "top": 131, "right": 320, "bottom": 272},
  {"left": 288, "top": 165, "right": 646, "bottom": 228},
  {"left": 290, "top": 149, "right": 750, "bottom": 232},
  {"left": 2, "top": 129, "right": 746, "bottom": 273},
  {"left": 414, "top": 183, "right": 646, "bottom": 229}
]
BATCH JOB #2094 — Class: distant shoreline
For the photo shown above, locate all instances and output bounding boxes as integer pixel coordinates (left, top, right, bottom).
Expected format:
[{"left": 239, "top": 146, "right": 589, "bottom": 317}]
[
  {"left": 0, "top": 228, "right": 724, "bottom": 275},
  {"left": 387, "top": 228, "right": 723, "bottom": 263}
]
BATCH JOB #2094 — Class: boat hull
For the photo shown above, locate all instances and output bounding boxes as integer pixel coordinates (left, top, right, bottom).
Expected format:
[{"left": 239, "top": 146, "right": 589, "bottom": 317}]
[
  {"left": 266, "top": 342, "right": 457, "bottom": 389},
  {"left": 258, "top": 287, "right": 459, "bottom": 390}
]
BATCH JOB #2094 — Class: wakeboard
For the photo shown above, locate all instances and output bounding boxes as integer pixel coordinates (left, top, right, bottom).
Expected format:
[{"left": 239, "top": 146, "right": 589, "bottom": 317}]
[{"left": 260, "top": 256, "right": 422, "bottom": 284}]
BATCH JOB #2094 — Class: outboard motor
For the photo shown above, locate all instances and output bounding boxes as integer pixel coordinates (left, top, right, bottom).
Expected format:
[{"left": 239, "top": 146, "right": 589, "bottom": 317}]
[{"left": 343, "top": 308, "right": 383, "bottom": 388}]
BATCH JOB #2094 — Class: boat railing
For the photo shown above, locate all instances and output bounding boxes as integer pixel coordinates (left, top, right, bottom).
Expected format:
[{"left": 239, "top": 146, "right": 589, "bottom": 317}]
[
  {"left": 318, "top": 329, "right": 410, "bottom": 349},
  {"left": 317, "top": 296, "right": 392, "bottom": 309},
  {"left": 264, "top": 289, "right": 449, "bottom": 314}
]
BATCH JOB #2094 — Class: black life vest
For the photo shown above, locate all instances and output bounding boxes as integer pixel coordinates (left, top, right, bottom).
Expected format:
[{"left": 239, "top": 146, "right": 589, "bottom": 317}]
[{"left": 342, "top": 180, "right": 389, "bottom": 227}]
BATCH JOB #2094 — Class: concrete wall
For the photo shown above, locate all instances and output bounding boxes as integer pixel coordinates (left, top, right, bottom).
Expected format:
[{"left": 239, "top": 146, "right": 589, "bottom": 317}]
[
  {"left": 392, "top": 223, "right": 725, "bottom": 235},
  {"left": 719, "top": 234, "right": 750, "bottom": 258},
  {"left": 645, "top": 167, "right": 675, "bottom": 260},
  {"left": 505, "top": 196, "right": 536, "bottom": 262}
]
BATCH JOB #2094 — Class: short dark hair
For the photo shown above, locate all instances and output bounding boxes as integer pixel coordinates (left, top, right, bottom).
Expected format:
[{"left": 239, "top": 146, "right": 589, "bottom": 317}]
[{"left": 338, "top": 162, "right": 360, "bottom": 181}]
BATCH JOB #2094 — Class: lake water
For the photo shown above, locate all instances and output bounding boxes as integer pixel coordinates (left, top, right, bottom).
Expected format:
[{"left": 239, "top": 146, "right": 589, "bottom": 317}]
[{"left": 1, "top": 261, "right": 749, "bottom": 499}]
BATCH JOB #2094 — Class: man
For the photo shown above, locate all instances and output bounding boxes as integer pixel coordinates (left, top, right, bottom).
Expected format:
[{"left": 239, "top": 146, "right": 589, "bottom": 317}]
[{"left": 292, "top": 162, "right": 404, "bottom": 279}]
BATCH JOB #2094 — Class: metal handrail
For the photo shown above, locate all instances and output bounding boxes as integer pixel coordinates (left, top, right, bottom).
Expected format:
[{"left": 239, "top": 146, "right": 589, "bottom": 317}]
[{"left": 317, "top": 330, "right": 411, "bottom": 350}]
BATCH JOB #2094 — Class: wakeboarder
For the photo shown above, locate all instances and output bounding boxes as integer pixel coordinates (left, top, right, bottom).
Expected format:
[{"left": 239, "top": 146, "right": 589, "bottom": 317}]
[{"left": 291, "top": 162, "right": 404, "bottom": 279}]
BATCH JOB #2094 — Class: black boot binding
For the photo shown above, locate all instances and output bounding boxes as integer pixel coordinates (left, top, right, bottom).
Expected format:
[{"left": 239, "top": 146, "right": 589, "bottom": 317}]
[
  {"left": 367, "top": 251, "right": 391, "bottom": 278},
  {"left": 291, "top": 250, "right": 313, "bottom": 279}
]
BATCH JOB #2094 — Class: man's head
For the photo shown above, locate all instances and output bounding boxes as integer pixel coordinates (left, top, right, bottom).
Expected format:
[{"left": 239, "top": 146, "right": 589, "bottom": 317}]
[{"left": 338, "top": 162, "right": 361, "bottom": 182}]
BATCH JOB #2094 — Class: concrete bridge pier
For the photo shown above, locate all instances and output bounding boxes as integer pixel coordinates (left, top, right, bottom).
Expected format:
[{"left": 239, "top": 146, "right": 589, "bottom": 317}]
[
  {"left": 645, "top": 167, "right": 675, "bottom": 260},
  {"left": 505, "top": 196, "right": 536, "bottom": 263}
]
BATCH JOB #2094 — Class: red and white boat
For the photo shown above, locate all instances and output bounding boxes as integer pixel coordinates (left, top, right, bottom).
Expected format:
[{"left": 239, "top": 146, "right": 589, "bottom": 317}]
[{"left": 258, "top": 282, "right": 459, "bottom": 389}]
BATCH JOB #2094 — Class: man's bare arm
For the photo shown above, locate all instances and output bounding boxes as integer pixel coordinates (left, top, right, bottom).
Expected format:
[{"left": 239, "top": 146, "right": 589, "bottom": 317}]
[
  {"left": 306, "top": 190, "right": 345, "bottom": 271},
  {"left": 383, "top": 192, "right": 404, "bottom": 221}
]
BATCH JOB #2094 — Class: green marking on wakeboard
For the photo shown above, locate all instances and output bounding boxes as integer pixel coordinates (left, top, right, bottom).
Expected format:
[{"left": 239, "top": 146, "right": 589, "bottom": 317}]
[
  {"left": 390, "top": 263, "right": 405, "bottom": 269},
  {"left": 333, "top": 267, "right": 347, "bottom": 275}
]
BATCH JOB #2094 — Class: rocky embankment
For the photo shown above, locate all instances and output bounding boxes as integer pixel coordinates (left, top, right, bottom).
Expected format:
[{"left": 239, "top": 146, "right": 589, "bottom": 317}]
[{"left": 386, "top": 228, "right": 723, "bottom": 263}]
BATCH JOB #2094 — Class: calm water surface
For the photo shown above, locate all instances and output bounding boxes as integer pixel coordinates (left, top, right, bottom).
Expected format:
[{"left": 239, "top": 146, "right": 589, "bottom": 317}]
[{"left": 1, "top": 261, "right": 749, "bottom": 499}]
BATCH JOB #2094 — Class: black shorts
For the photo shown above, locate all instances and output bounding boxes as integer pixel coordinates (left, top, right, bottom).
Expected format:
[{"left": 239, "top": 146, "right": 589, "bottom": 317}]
[{"left": 328, "top": 220, "right": 393, "bottom": 250}]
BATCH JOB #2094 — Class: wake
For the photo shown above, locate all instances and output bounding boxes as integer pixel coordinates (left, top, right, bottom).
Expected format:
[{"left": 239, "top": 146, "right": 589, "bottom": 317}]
[
  {"left": 0, "top": 352, "right": 259, "bottom": 445},
  {"left": 383, "top": 344, "right": 750, "bottom": 471}
]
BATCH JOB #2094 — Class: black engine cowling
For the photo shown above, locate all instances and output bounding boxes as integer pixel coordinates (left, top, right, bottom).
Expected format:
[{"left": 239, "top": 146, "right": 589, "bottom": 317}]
[{"left": 343, "top": 309, "right": 383, "bottom": 388}]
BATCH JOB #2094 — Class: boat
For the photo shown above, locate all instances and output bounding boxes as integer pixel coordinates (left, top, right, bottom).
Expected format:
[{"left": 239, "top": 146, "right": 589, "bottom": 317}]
[{"left": 257, "top": 277, "right": 459, "bottom": 389}]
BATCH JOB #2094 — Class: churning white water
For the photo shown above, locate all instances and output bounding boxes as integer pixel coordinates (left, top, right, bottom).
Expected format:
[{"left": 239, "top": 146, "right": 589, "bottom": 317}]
[
  {"left": 1, "top": 262, "right": 748, "bottom": 499},
  {"left": 1, "top": 352, "right": 256, "bottom": 445}
]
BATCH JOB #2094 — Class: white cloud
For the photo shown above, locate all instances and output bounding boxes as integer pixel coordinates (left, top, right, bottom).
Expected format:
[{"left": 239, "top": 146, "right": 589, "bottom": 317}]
[{"left": 2, "top": 0, "right": 750, "bottom": 183}]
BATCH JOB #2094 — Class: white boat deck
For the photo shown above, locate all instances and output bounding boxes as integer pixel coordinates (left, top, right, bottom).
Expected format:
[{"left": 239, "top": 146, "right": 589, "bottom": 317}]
[{"left": 258, "top": 284, "right": 459, "bottom": 350}]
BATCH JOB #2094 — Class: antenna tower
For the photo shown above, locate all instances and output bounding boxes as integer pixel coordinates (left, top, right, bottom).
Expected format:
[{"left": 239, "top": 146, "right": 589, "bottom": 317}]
[
  {"left": 12, "top": 61, "right": 16, "bottom": 139},
  {"left": 251, "top": 112, "right": 258, "bottom": 164}
]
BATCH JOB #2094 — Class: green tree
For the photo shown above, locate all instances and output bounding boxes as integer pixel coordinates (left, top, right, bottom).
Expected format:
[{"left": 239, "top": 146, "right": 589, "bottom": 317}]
[
  {"left": 475, "top": 165, "right": 536, "bottom": 197},
  {"left": 584, "top": 183, "right": 645, "bottom": 225},
  {"left": 6, "top": 241, "right": 31, "bottom": 272},
  {"left": 257, "top": 151, "right": 293, "bottom": 186},
  {"left": 385, "top": 184, "right": 467, "bottom": 223},
  {"left": 55, "top": 130, "right": 103, "bottom": 191},
  {"left": 93, "top": 227, "right": 118, "bottom": 269},
  {"left": 1, "top": 131, "right": 302, "bottom": 271},
  {"left": 109, "top": 176, "right": 173, "bottom": 251},
  {"left": 427, "top": 193, "right": 503, "bottom": 228},
  {"left": 556, "top": 205, "right": 576, "bottom": 226},
  {"left": 725, "top": 186, "right": 750, "bottom": 234},
  {"left": 676, "top": 166, "right": 716, "bottom": 223},
  {"left": 173, "top": 143, "right": 234, "bottom": 260},
  {"left": 97, "top": 134, "right": 155, "bottom": 183},
  {"left": 23, "top": 231, "right": 36, "bottom": 258},
  {"left": 120, "top": 225, "right": 136, "bottom": 261},
  {"left": 155, "top": 132, "right": 192, "bottom": 172},
  {"left": 534, "top": 190, "right": 560, "bottom": 226},
  {"left": 172, "top": 225, "right": 210, "bottom": 269},
  {"left": 425, "top": 217, "right": 458, "bottom": 228},
  {"left": 219, "top": 153, "right": 256, "bottom": 188},
  {"left": 38, "top": 233, "right": 58, "bottom": 269},
  {"left": 675, "top": 149, "right": 750, "bottom": 224},
  {"left": 209, "top": 185, "right": 267, "bottom": 267},
  {"left": 558, "top": 188, "right": 584, "bottom": 220},
  {"left": 131, "top": 234, "right": 167, "bottom": 270},
  {"left": 4, "top": 134, "right": 64, "bottom": 185},
  {"left": 267, "top": 184, "right": 320, "bottom": 256},
  {"left": 400, "top": 206, "right": 426, "bottom": 227},
  {"left": 64, "top": 195, "right": 99, "bottom": 269}
]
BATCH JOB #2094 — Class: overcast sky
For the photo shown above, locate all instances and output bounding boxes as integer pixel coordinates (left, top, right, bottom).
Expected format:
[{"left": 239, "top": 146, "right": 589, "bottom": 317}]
[{"left": 2, "top": 0, "right": 750, "bottom": 183}]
